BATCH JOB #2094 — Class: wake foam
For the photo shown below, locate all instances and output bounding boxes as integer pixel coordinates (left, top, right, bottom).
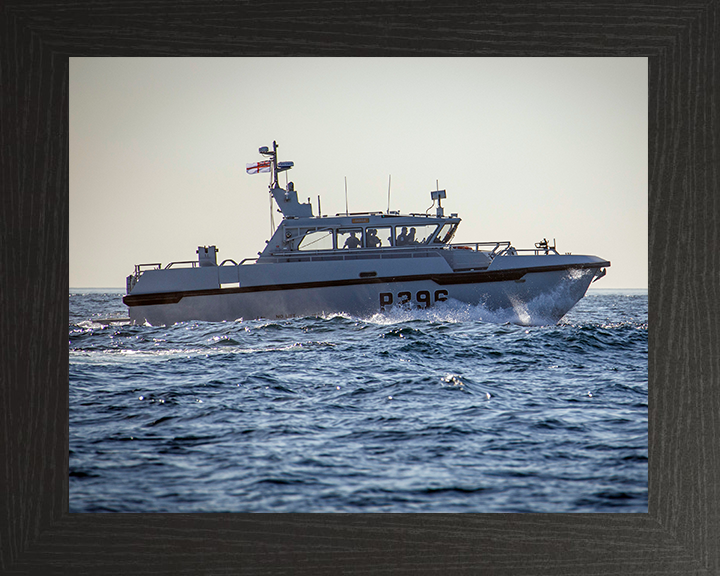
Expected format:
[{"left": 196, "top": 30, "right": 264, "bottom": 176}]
[
  {"left": 362, "top": 268, "right": 594, "bottom": 327},
  {"left": 363, "top": 299, "right": 522, "bottom": 326}
]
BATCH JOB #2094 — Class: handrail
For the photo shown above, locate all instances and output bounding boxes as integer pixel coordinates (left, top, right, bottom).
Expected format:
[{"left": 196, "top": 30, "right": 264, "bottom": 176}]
[
  {"left": 333, "top": 211, "right": 384, "bottom": 216},
  {"left": 448, "top": 242, "right": 511, "bottom": 257},
  {"left": 265, "top": 246, "right": 452, "bottom": 265},
  {"left": 165, "top": 260, "right": 198, "bottom": 269},
  {"left": 271, "top": 244, "right": 429, "bottom": 258},
  {"left": 134, "top": 258, "right": 256, "bottom": 277},
  {"left": 511, "top": 247, "right": 561, "bottom": 256},
  {"left": 134, "top": 263, "right": 161, "bottom": 276},
  {"left": 448, "top": 243, "right": 561, "bottom": 257}
]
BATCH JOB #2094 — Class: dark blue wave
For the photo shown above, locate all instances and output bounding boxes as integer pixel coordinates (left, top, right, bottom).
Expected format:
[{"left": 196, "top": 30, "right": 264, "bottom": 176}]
[{"left": 70, "top": 290, "right": 647, "bottom": 512}]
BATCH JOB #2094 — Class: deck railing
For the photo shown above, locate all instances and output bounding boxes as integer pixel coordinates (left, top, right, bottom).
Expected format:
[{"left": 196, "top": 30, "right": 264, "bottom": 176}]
[
  {"left": 131, "top": 241, "right": 560, "bottom": 284},
  {"left": 263, "top": 241, "right": 519, "bottom": 263},
  {"left": 448, "top": 241, "right": 511, "bottom": 256}
]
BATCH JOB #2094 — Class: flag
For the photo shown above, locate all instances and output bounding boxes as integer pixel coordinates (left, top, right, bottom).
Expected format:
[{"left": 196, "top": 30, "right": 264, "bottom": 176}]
[{"left": 246, "top": 160, "right": 272, "bottom": 174}]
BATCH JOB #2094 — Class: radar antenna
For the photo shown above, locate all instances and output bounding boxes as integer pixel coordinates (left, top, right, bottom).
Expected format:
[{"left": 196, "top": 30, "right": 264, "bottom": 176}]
[{"left": 430, "top": 182, "right": 447, "bottom": 217}]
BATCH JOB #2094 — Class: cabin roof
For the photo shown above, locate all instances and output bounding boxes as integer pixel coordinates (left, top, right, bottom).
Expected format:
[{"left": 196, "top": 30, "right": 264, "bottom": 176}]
[{"left": 279, "top": 213, "right": 461, "bottom": 226}]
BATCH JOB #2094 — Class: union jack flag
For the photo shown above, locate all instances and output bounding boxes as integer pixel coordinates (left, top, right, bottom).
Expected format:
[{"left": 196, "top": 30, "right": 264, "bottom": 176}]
[{"left": 246, "top": 160, "right": 272, "bottom": 174}]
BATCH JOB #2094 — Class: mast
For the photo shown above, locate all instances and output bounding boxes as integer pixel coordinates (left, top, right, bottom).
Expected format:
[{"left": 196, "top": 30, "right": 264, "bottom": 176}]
[
  {"left": 271, "top": 140, "right": 279, "bottom": 189},
  {"left": 253, "top": 141, "right": 312, "bottom": 218}
]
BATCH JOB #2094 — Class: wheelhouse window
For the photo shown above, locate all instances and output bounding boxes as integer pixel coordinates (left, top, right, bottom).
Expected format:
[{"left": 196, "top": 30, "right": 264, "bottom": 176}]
[
  {"left": 365, "top": 226, "right": 392, "bottom": 248},
  {"left": 433, "top": 223, "right": 458, "bottom": 244},
  {"left": 394, "top": 224, "right": 440, "bottom": 246},
  {"left": 297, "top": 228, "right": 335, "bottom": 251},
  {"left": 337, "top": 228, "right": 364, "bottom": 249}
]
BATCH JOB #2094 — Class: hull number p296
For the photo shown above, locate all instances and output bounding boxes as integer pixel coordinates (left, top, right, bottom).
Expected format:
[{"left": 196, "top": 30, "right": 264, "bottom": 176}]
[{"left": 380, "top": 289, "right": 449, "bottom": 310}]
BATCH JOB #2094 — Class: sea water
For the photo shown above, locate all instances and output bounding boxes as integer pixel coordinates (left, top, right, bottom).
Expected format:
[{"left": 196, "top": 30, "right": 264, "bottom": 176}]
[{"left": 69, "top": 288, "right": 647, "bottom": 512}]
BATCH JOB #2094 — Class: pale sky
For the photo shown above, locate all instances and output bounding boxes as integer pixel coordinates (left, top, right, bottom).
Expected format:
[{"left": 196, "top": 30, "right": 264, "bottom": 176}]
[{"left": 70, "top": 57, "right": 647, "bottom": 289}]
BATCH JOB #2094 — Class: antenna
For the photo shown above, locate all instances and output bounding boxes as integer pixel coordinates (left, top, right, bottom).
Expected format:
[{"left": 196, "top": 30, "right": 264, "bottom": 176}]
[
  {"left": 344, "top": 177, "right": 349, "bottom": 216},
  {"left": 317, "top": 195, "right": 322, "bottom": 217},
  {"left": 387, "top": 175, "right": 391, "bottom": 213}
]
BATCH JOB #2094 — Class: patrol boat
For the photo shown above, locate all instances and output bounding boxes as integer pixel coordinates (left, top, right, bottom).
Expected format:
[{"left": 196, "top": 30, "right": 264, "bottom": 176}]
[{"left": 123, "top": 142, "right": 609, "bottom": 326}]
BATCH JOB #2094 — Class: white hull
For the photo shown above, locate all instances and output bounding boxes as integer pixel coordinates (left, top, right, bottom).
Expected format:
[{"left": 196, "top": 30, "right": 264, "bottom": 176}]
[{"left": 127, "top": 264, "right": 600, "bottom": 326}]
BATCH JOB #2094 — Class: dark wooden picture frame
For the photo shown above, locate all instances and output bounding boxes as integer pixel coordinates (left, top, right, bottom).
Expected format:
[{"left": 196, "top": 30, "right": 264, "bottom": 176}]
[{"left": 2, "top": 2, "right": 717, "bottom": 574}]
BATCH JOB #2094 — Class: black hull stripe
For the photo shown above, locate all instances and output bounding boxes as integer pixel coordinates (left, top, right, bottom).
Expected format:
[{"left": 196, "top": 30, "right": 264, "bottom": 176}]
[{"left": 123, "top": 261, "right": 609, "bottom": 307}]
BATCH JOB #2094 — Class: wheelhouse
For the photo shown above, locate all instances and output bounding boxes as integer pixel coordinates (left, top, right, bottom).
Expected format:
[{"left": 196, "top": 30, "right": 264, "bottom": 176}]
[{"left": 281, "top": 220, "right": 459, "bottom": 253}]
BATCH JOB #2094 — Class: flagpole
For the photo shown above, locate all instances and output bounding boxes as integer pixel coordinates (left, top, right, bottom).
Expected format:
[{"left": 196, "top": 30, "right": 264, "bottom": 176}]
[
  {"left": 269, "top": 156, "right": 275, "bottom": 235},
  {"left": 271, "top": 142, "right": 278, "bottom": 233}
]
